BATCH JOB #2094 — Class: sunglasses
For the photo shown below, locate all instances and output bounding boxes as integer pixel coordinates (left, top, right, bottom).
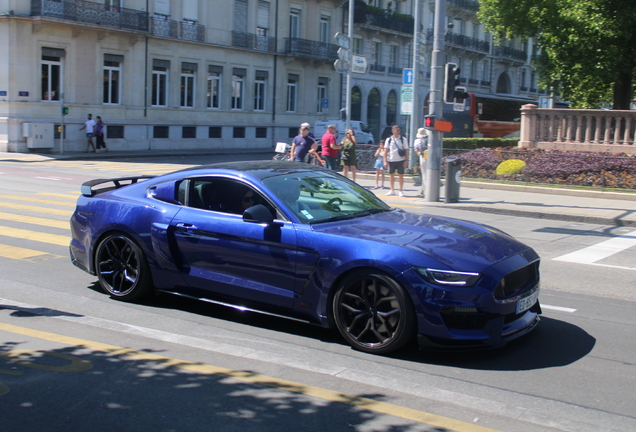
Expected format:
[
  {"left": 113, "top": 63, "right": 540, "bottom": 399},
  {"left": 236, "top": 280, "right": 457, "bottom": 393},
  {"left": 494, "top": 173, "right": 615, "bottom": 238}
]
[{"left": 243, "top": 194, "right": 255, "bottom": 203}]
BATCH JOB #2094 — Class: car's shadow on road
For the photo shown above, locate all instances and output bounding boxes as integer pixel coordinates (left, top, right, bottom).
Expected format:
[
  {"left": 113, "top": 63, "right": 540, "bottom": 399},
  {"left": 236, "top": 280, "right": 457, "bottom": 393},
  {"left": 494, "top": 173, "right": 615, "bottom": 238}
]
[{"left": 103, "top": 285, "right": 594, "bottom": 371}]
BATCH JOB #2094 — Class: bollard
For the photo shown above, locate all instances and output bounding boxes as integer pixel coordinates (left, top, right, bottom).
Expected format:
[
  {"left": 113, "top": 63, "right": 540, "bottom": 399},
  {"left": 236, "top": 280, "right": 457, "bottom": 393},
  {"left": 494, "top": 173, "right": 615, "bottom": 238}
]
[{"left": 445, "top": 158, "right": 461, "bottom": 203}]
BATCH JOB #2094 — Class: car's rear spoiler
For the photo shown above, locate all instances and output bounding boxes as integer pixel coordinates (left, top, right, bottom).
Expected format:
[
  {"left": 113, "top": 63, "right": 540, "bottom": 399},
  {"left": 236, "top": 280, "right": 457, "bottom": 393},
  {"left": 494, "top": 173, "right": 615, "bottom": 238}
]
[{"left": 80, "top": 175, "right": 155, "bottom": 197}]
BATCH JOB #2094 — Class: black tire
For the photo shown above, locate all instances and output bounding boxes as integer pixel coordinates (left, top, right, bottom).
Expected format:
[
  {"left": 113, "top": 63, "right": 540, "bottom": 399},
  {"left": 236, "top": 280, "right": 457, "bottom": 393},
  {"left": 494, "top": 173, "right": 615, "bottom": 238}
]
[
  {"left": 95, "top": 233, "right": 153, "bottom": 301},
  {"left": 333, "top": 271, "right": 415, "bottom": 354}
]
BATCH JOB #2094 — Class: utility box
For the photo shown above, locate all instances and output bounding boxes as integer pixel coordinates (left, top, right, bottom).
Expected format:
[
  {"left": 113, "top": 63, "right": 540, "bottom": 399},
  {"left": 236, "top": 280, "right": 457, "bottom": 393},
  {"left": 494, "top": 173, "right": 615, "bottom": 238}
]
[
  {"left": 445, "top": 158, "right": 461, "bottom": 203},
  {"left": 23, "top": 123, "right": 55, "bottom": 149}
]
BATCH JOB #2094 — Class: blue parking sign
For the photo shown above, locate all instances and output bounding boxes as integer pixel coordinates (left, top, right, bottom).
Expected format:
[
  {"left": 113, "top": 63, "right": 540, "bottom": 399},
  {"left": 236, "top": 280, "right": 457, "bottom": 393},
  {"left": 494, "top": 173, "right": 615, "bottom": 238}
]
[{"left": 322, "top": 98, "right": 329, "bottom": 109}]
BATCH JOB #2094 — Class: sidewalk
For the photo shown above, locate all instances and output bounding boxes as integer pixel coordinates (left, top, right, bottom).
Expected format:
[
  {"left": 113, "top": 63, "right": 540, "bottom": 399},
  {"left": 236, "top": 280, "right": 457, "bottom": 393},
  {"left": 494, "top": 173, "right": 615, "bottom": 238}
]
[{"left": 3, "top": 149, "right": 636, "bottom": 227}]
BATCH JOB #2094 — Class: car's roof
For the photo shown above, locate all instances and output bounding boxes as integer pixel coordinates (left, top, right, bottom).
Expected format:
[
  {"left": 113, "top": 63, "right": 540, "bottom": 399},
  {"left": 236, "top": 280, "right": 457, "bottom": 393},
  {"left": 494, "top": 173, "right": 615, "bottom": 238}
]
[{"left": 176, "top": 160, "right": 327, "bottom": 180}]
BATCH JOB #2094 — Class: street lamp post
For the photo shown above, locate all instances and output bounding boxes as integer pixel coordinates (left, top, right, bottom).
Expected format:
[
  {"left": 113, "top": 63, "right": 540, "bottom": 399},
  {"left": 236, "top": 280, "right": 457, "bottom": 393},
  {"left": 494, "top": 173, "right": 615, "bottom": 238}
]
[{"left": 425, "top": 0, "right": 446, "bottom": 202}]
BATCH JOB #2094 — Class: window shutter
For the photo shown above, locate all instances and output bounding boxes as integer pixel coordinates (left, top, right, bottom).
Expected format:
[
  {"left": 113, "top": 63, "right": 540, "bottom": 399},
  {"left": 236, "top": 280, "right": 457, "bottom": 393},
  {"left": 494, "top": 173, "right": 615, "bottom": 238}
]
[
  {"left": 182, "top": 0, "right": 198, "bottom": 20},
  {"left": 154, "top": 0, "right": 170, "bottom": 16},
  {"left": 234, "top": 0, "right": 247, "bottom": 33},
  {"left": 257, "top": 1, "right": 269, "bottom": 30}
]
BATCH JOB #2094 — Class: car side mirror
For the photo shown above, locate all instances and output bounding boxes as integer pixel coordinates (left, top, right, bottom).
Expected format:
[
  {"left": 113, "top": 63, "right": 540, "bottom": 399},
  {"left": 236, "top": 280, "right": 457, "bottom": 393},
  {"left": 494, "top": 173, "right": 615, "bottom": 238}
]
[{"left": 243, "top": 204, "right": 275, "bottom": 224}]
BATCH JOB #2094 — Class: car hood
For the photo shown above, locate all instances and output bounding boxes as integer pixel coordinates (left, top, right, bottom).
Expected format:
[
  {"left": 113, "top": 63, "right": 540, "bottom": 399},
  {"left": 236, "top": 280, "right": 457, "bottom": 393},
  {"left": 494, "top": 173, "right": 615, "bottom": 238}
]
[{"left": 313, "top": 211, "right": 532, "bottom": 271}]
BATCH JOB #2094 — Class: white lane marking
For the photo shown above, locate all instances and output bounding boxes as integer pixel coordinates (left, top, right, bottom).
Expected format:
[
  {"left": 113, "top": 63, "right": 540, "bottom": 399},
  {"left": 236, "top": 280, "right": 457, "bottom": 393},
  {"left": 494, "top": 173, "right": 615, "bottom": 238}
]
[
  {"left": 35, "top": 176, "right": 73, "bottom": 181},
  {"left": 553, "top": 229, "right": 636, "bottom": 264},
  {"left": 541, "top": 304, "right": 577, "bottom": 313}
]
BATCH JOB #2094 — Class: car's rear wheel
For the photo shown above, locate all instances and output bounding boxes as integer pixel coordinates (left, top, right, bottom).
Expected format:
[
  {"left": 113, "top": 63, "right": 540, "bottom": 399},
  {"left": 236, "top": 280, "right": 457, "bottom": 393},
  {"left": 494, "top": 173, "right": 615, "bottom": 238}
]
[
  {"left": 333, "top": 271, "right": 415, "bottom": 354},
  {"left": 95, "top": 233, "right": 152, "bottom": 301}
]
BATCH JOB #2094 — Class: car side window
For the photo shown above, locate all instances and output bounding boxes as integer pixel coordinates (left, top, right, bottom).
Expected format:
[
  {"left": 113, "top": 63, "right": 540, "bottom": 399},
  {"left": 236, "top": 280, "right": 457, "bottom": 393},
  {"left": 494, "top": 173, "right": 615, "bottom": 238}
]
[{"left": 184, "top": 178, "right": 275, "bottom": 217}]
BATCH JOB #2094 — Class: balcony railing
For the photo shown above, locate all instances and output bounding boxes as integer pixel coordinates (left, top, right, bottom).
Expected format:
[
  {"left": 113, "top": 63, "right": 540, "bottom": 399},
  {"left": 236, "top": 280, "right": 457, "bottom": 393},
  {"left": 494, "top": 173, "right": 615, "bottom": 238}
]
[
  {"left": 355, "top": 9, "right": 414, "bottom": 34},
  {"left": 447, "top": 0, "right": 480, "bottom": 13},
  {"left": 150, "top": 18, "right": 204, "bottom": 41},
  {"left": 180, "top": 21, "right": 204, "bottom": 41},
  {"left": 426, "top": 29, "right": 489, "bottom": 53},
  {"left": 369, "top": 64, "right": 386, "bottom": 73},
  {"left": 232, "top": 31, "right": 276, "bottom": 53},
  {"left": 493, "top": 46, "right": 527, "bottom": 62},
  {"left": 31, "top": 0, "right": 148, "bottom": 32},
  {"left": 388, "top": 66, "right": 402, "bottom": 75},
  {"left": 284, "top": 38, "right": 337, "bottom": 61}
]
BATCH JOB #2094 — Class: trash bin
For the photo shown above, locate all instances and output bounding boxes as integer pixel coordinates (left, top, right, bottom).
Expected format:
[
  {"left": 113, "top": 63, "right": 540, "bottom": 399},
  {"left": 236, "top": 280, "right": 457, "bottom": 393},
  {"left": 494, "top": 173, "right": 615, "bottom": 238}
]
[{"left": 445, "top": 158, "right": 461, "bottom": 203}]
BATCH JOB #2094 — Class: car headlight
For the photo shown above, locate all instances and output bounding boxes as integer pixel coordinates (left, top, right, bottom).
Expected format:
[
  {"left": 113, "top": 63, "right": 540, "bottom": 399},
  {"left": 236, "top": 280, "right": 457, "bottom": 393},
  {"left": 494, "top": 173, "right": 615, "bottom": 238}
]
[{"left": 415, "top": 267, "right": 480, "bottom": 287}]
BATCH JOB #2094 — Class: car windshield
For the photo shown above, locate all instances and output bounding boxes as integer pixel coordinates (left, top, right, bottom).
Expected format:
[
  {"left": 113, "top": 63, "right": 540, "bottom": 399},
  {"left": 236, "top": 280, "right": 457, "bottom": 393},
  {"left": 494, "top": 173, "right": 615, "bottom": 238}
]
[{"left": 263, "top": 171, "right": 391, "bottom": 224}]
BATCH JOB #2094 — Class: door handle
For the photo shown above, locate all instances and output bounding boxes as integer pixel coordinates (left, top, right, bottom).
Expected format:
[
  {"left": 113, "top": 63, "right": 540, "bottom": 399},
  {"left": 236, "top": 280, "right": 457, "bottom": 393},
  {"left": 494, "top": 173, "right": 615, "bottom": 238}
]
[{"left": 176, "top": 223, "right": 198, "bottom": 231}]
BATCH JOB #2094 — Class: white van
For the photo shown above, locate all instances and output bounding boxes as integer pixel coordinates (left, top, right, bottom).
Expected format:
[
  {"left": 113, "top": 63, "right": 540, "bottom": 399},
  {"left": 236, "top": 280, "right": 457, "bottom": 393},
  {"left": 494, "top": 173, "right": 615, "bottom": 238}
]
[{"left": 314, "top": 120, "right": 375, "bottom": 144}]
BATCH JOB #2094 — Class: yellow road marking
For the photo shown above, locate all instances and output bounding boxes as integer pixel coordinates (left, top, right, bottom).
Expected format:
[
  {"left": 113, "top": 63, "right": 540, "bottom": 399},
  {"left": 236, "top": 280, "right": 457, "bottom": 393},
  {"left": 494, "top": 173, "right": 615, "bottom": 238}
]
[
  {"left": 0, "top": 195, "right": 75, "bottom": 207},
  {"left": 0, "top": 212, "right": 69, "bottom": 229},
  {"left": 0, "top": 225, "right": 69, "bottom": 246},
  {"left": 0, "top": 321, "right": 501, "bottom": 432},
  {"left": 0, "top": 244, "right": 62, "bottom": 261},
  {"left": 0, "top": 202, "right": 73, "bottom": 217},
  {"left": 34, "top": 192, "right": 79, "bottom": 199}
]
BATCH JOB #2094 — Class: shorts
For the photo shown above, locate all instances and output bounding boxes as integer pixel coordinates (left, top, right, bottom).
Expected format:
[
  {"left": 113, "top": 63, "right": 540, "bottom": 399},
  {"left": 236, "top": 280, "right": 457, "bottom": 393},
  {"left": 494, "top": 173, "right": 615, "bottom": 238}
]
[
  {"left": 86, "top": 133, "right": 94, "bottom": 140},
  {"left": 388, "top": 161, "right": 405, "bottom": 174},
  {"left": 373, "top": 158, "right": 385, "bottom": 170}
]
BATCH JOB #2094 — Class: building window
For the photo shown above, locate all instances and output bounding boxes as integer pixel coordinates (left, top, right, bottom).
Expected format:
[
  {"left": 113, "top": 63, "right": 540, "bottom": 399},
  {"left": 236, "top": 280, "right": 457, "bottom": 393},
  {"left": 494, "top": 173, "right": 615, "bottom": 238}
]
[
  {"left": 103, "top": 55, "right": 122, "bottom": 105},
  {"left": 152, "top": 60, "right": 169, "bottom": 107},
  {"left": 256, "top": 127, "right": 267, "bottom": 138},
  {"left": 254, "top": 71, "right": 267, "bottom": 111},
  {"left": 353, "top": 38, "right": 362, "bottom": 55},
  {"left": 320, "top": 15, "right": 330, "bottom": 43},
  {"left": 41, "top": 48, "right": 64, "bottom": 101},
  {"left": 317, "top": 78, "right": 328, "bottom": 113},
  {"left": 182, "top": 126, "right": 196, "bottom": 138},
  {"left": 232, "top": 68, "right": 246, "bottom": 110},
  {"left": 154, "top": 126, "right": 169, "bottom": 138},
  {"left": 286, "top": 74, "right": 298, "bottom": 112},
  {"left": 257, "top": 0, "right": 269, "bottom": 36},
  {"left": 372, "top": 42, "right": 382, "bottom": 65},
  {"left": 233, "top": 127, "right": 245, "bottom": 138},
  {"left": 390, "top": 45, "right": 399, "bottom": 69},
  {"left": 235, "top": 0, "right": 247, "bottom": 33},
  {"left": 290, "top": 9, "right": 300, "bottom": 38},
  {"left": 207, "top": 66, "right": 222, "bottom": 109},
  {"left": 180, "top": 63, "right": 196, "bottom": 108},
  {"left": 209, "top": 126, "right": 222, "bottom": 138},
  {"left": 288, "top": 127, "right": 297, "bottom": 138},
  {"left": 107, "top": 125, "right": 124, "bottom": 139}
]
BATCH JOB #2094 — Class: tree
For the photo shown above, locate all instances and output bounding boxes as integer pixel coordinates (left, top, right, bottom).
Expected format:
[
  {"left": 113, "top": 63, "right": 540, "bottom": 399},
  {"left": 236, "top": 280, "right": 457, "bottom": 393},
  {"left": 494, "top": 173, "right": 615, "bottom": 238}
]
[{"left": 478, "top": 0, "right": 636, "bottom": 109}]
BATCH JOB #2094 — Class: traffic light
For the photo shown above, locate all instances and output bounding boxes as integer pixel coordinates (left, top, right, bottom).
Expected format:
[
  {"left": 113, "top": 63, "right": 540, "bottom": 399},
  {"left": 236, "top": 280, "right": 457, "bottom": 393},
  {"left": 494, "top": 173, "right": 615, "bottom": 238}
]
[
  {"left": 444, "top": 63, "right": 460, "bottom": 102},
  {"left": 424, "top": 115, "right": 436, "bottom": 130},
  {"left": 453, "top": 86, "right": 469, "bottom": 102},
  {"left": 62, "top": 106, "right": 69, "bottom": 116}
]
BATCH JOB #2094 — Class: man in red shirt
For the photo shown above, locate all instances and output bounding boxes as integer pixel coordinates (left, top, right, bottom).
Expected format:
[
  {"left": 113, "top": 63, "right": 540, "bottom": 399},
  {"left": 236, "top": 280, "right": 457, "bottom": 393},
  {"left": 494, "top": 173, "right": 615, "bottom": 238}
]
[{"left": 321, "top": 125, "right": 341, "bottom": 170}]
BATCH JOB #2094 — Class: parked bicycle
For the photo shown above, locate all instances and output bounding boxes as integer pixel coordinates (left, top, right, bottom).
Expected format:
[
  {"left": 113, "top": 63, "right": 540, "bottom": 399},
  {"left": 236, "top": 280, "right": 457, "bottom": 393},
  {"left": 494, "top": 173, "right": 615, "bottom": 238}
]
[{"left": 273, "top": 148, "right": 324, "bottom": 166}]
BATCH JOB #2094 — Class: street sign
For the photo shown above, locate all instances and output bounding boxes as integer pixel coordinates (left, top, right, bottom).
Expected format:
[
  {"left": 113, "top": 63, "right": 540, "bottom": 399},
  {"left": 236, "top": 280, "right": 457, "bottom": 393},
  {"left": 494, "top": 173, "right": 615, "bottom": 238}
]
[
  {"left": 434, "top": 119, "right": 453, "bottom": 133},
  {"left": 403, "top": 68, "right": 414, "bottom": 85},
  {"left": 351, "top": 55, "right": 367, "bottom": 74},
  {"left": 334, "top": 59, "right": 349, "bottom": 74},
  {"left": 539, "top": 96, "right": 550, "bottom": 108},
  {"left": 334, "top": 32, "right": 350, "bottom": 49},
  {"left": 322, "top": 98, "right": 329, "bottom": 109},
  {"left": 401, "top": 86, "right": 413, "bottom": 114}
]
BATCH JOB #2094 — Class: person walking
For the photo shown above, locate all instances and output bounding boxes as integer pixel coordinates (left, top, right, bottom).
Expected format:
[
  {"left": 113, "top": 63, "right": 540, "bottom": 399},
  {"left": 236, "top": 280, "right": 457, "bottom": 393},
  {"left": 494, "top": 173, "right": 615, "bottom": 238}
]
[
  {"left": 94, "top": 116, "right": 109, "bottom": 152},
  {"left": 79, "top": 113, "right": 97, "bottom": 153},
  {"left": 413, "top": 127, "right": 428, "bottom": 197},
  {"left": 385, "top": 125, "right": 408, "bottom": 196},
  {"left": 321, "top": 124, "right": 341, "bottom": 170},
  {"left": 340, "top": 128, "right": 357, "bottom": 181},
  {"left": 289, "top": 125, "right": 317, "bottom": 163},
  {"left": 373, "top": 141, "right": 386, "bottom": 189}
]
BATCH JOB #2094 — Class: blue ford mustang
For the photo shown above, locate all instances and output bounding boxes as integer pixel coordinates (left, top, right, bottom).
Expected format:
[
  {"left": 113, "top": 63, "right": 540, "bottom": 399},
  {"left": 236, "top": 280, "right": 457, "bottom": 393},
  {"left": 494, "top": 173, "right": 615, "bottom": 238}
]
[{"left": 70, "top": 161, "right": 541, "bottom": 354}]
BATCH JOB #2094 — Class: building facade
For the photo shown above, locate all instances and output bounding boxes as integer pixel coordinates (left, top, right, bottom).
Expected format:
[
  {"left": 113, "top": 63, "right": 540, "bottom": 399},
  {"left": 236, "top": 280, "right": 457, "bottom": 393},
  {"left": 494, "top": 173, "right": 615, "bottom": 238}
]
[{"left": 0, "top": 0, "right": 346, "bottom": 152}]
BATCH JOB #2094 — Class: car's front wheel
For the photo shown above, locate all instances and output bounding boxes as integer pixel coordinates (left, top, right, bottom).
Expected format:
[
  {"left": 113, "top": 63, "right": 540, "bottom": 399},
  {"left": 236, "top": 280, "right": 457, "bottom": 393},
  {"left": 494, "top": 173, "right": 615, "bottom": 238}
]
[
  {"left": 333, "top": 271, "right": 415, "bottom": 354},
  {"left": 95, "top": 233, "right": 152, "bottom": 301}
]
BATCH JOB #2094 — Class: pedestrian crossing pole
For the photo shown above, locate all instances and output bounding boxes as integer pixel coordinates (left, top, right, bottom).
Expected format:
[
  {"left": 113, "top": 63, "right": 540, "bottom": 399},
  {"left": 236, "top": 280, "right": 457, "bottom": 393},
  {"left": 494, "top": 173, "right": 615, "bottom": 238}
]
[{"left": 425, "top": 0, "right": 446, "bottom": 202}]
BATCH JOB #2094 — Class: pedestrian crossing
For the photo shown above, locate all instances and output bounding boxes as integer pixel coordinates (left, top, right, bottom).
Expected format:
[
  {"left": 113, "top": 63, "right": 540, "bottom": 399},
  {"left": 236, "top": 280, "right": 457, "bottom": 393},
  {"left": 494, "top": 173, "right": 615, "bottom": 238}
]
[
  {"left": 36, "top": 160, "right": 195, "bottom": 176},
  {"left": 0, "top": 191, "right": 76, "bottom": 263}
]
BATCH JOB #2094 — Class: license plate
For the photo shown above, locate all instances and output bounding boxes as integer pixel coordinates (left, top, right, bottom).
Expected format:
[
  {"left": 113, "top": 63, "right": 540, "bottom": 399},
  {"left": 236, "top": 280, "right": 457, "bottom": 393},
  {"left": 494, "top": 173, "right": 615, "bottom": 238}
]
[{"left": 516, "top": 290, "right": 539, "bottom": 314}]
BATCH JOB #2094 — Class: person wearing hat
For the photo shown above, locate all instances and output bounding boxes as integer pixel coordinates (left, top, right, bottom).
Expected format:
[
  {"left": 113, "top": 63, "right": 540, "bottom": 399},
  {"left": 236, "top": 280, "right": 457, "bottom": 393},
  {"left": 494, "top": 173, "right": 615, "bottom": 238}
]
[{"left": 413, "top": 127, "right": 428, "bottom": 198}]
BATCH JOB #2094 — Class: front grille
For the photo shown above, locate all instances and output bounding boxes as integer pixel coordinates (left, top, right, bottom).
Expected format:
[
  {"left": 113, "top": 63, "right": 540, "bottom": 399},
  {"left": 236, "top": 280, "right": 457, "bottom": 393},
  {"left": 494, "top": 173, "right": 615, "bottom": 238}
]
[
  {"left": 494, "top": 261, "right": 539, "bottom": 299},
  {"left": 441, "top": 312, "right": 489, "bottom": 330}
]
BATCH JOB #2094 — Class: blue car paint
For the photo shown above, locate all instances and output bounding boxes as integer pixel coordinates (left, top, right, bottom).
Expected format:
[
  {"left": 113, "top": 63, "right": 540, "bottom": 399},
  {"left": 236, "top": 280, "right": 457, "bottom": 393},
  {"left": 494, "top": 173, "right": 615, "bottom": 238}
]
[{"left": 70, "top": 161, "right": 541, "bottom": 350}]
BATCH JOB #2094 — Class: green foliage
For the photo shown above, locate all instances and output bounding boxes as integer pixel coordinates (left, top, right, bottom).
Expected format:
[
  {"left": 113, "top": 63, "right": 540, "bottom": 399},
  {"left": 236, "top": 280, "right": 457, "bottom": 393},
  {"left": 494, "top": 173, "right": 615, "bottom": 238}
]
[
  {"left": 496, "top": 159, "right": 527, "bottom": 175},
  {"left": 478, "top": 0, "right": 636, "bottom": 109},
  {"left": 443, "top": 138, "right": 520, "bottom": 150}
]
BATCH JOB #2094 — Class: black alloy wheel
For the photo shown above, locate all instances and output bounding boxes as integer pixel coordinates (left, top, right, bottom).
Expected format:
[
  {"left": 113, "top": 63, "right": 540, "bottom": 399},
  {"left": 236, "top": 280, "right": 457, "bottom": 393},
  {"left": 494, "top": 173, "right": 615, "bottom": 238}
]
[
  {"left": 95, "top": 233, "right": 152, "bottom": 301},
  {"left": 333, "top": 271, "right": 415, "bottom": 354}
]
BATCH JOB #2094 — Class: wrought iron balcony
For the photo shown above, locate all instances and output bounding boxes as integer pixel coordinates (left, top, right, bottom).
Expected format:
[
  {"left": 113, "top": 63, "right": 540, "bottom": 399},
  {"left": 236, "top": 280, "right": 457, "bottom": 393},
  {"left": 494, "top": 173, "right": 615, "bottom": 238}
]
[
  {"left": 180, "top": 21, "right": 204, "bottom": 41},
  {"left": 369, "top": 64, "right": 386, "bottom": 73},
  {"left": 493, "top": 46, "right": 527, "bottom": 62},
  {"left": 447, "top": 0, "right": 480, "bottom": 13},
  {"left": 426, "top": 29, "right": 489, "bottom": 53},
  {"left": 388, "top": 66, "right": 402, "bottom": 75},
  {"left": 232, "top": 31, "right": 276, "bottom": 53},
  {"left": 355, "top": 9, "right": 414, "bottom": 34},
  {"left": 284, "top": 38, "right": 337, "bottom": 61},
  {"left": 31, "top": 0, "right": 148, "bottom": 32},
  {"left": 150, "top": 18, "right": 204, "bottom": 41}
]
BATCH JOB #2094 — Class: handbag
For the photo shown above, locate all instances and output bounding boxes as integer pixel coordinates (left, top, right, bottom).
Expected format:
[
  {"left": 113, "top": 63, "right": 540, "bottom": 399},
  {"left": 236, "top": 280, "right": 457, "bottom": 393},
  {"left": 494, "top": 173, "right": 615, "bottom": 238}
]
[
  {"left": 341, "top": 151, "right": 349, "bottom": 161},
  {"left": 393, "top": 137, "right": 406, "bottom": 157}
]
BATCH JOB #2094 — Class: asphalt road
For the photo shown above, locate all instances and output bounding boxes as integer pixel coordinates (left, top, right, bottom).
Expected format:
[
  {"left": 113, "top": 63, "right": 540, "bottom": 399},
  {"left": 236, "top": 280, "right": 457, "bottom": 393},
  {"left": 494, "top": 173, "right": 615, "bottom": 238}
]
[{"left": 0, "top": 154, "right": 634, "bottom": 432}]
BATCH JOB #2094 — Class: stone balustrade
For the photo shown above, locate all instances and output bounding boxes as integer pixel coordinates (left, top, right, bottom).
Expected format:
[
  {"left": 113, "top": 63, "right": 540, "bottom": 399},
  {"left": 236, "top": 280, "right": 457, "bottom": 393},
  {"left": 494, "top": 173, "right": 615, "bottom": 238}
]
[{"left": 520, "top": 104, "right": 636, "bottom": 154}]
